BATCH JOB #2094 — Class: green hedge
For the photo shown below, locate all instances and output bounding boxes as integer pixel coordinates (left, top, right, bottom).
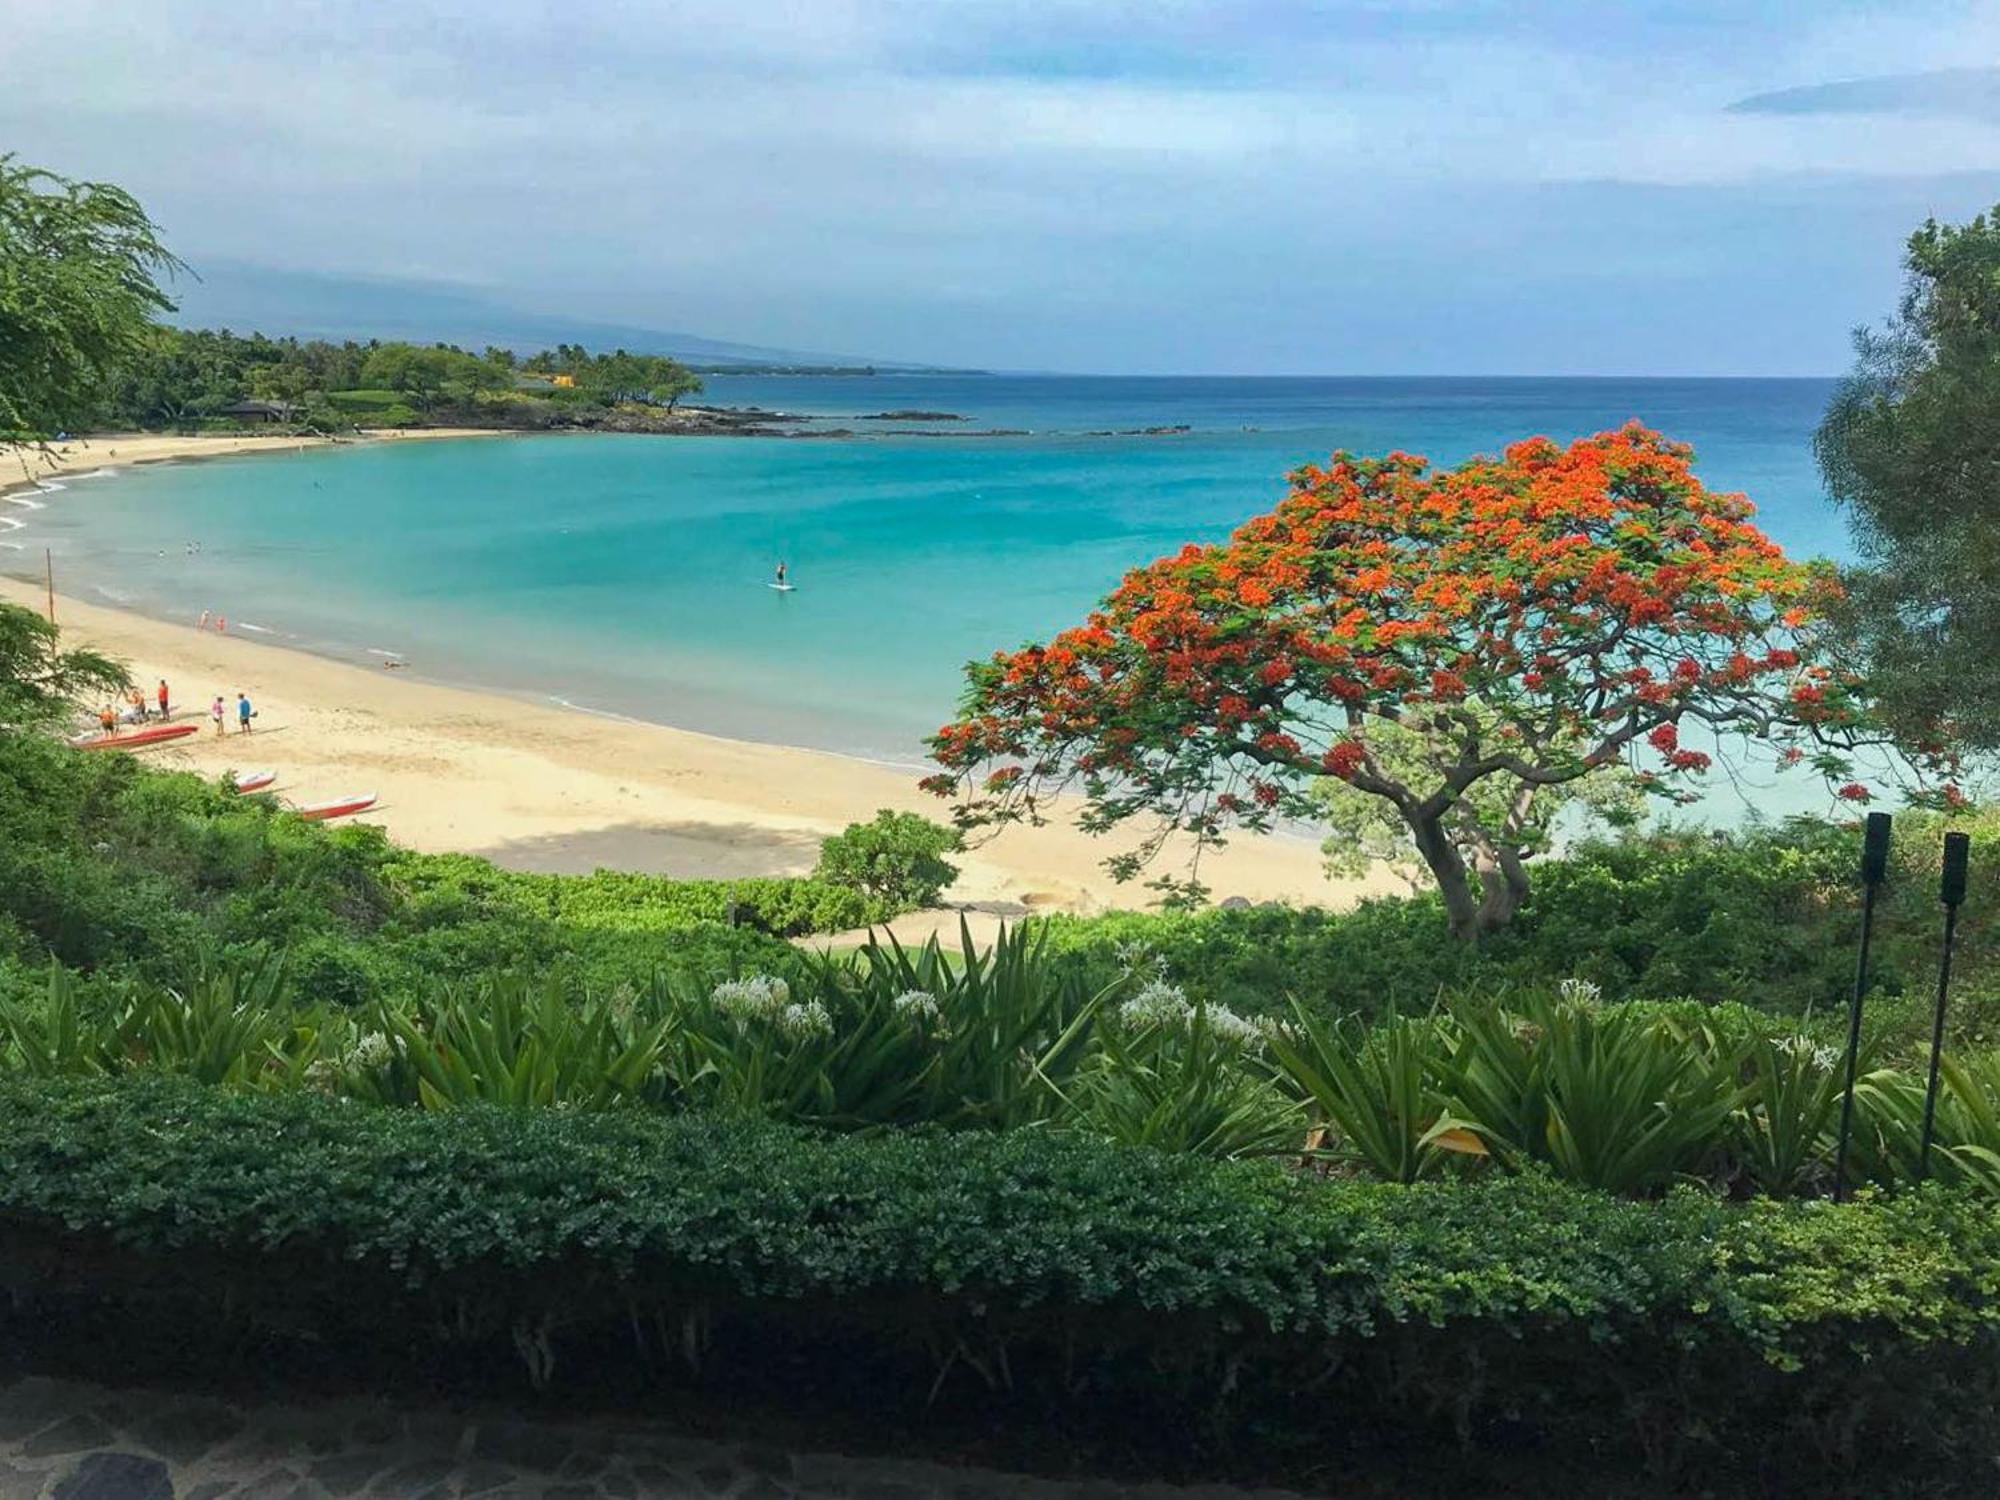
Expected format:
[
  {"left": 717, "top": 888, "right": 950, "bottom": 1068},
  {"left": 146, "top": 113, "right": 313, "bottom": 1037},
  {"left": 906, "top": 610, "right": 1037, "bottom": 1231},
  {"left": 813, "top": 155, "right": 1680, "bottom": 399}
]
[
  {"left": 1, "top": 1076, "right": 1995, "bottom": 1482},
  {"left": 386, "top": 853, "right": 887, "bottom": 938}
]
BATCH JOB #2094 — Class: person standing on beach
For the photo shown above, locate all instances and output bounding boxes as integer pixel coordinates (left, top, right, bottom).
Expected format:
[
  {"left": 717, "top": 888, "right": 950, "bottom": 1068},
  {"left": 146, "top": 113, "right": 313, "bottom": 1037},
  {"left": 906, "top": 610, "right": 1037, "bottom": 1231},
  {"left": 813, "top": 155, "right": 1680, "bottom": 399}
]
[
  {"left": 156, "top": 678, "right": 170, "bottom": 720},
  {"left": 98, "top": 705, "right": 118, "bottom": 738},
  {"left": 236, "top": 692, "right": 253, "bottom": 734},
  {"left": 211, "top": 695, "right": 225, "bottom": 737}
]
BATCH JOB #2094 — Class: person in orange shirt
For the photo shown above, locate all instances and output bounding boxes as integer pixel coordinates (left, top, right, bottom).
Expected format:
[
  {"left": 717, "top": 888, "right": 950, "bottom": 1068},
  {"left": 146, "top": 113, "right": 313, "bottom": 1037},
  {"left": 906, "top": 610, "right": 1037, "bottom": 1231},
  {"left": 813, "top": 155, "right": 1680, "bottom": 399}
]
[
  {"left": 156, "top": 678, "right": 171, "bottom": 720},
  {"left": 98, "top": 705, "right": 117, "bottom": 737}
]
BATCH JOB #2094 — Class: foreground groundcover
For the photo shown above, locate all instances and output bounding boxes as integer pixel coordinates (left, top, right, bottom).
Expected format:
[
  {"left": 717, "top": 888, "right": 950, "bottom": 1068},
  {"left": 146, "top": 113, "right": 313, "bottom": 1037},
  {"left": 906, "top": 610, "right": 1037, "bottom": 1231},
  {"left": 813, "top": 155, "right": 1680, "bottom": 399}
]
[{"left": 0, "top": 1076, "right": 1995, "bottom": 1486}]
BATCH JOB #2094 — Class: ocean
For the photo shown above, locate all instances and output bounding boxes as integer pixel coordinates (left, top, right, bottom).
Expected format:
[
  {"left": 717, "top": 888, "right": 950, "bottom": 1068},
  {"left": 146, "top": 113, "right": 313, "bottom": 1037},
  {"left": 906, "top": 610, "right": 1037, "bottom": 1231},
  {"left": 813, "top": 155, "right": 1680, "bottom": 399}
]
[{"left": 14, "top": 375, "right": 1842, "bottom": 766}]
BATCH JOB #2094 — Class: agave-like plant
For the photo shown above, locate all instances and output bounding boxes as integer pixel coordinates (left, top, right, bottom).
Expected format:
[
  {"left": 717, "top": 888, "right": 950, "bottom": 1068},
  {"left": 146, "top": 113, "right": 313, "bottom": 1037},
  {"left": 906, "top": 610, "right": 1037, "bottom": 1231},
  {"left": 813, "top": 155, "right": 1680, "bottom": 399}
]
[
  {"left": 1438, "top": 993, "right": 1738, "bottom": 1194},
  {"left": 0, "top": 965, "right": 118, "bottom": 1077},
  {"left": 1064, "top": 998, "right": 1303, "bottom": 1159},
  {"left": 1729, "top": 1030, "right": 1853, "bottom": 1198},
  {"left": 112, "top": 956, "right": 324, "bottom": 1089},
  {"left": 1853, "top": 1052, "right": 2000, "bottom": 1195},
  {"left": 864, "top": 920, "right": 1112, "bottom": 1131},
  {"left": 1265, "top": 1003, "right": 1470, "bottom": 1181},
  {"left": 373, "top": 973, "right": 672, "bottom": 1110}
]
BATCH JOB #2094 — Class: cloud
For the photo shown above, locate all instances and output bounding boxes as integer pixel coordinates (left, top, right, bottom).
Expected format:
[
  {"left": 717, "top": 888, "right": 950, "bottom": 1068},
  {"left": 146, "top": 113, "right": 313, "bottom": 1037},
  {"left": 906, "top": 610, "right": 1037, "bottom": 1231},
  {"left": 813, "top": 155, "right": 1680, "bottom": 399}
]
[
  {"left": 1730, "top": 67, "right": 2000, "bottom": 123},
  {"left": 2, "top": 0, "right": 1998, "bottom": 371}
]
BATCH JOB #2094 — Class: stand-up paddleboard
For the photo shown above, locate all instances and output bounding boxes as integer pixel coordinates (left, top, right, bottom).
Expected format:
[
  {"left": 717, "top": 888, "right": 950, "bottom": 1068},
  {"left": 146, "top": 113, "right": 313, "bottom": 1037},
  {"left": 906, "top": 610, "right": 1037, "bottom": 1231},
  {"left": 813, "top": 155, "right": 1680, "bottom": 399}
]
[
  {"left": 769, "top": 582, "right": 796, "bottom": 592},
  {"left": 70, "top": 722, "right": 199, "bottom": 752},
  {"left": 294, "top": 792, "right": 377, "bottom": 822},
  {"left": 230, "top": 769, "right": 277, "bottom": 794}
]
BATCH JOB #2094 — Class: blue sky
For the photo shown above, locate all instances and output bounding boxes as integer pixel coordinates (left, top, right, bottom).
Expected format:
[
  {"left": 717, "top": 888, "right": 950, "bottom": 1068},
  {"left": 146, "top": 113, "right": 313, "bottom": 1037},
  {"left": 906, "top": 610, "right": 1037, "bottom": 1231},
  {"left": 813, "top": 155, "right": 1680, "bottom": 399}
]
[{"left": 3, "top": 0, "right": 1996, "bottom": 373}]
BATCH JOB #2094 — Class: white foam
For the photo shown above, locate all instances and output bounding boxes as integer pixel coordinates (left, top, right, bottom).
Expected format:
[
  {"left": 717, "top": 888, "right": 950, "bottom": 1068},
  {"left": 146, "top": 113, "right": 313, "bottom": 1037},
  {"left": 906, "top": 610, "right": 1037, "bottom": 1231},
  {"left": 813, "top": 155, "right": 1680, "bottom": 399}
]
[
  {"left": 0, "top": 541, "right": 22, "bottom": 551},
  {"left": 235, "top": 621, "right": 276, "bottom": 635},
  {"left": 548, "top": 696, "right": 655, "bottom": 728},
  {"left": 366, "top": 647, "right": 405, "bottom": 659},
  {"left": 0, "top": 516, "right": 23, "bottom": 532},
  {"left": 73, "top": 467, "right": 119, "bottom": 480},
  {"left": 31, "top": 480, "right": 65, "bottom": 494},
  {"left": 6, "top": 495, "right": 45, "bottom": 510}
]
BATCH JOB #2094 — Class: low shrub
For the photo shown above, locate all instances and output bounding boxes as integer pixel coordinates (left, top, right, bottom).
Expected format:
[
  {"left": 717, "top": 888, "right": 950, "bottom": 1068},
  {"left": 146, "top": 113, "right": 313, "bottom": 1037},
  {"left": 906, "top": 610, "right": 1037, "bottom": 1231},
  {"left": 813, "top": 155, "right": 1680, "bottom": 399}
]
[
  {"left": 384, "top": 854, "right": 886, "bottom": 938},
  {"left": 0, "top": 736, "right": 849, "bottom": 1009},
  {"left": 1042, "top": 813, "right": 2000, "bottom": 1037},
  {"left": 813, "top": 809, "right": 961, "bottom": 911},
  {"left": 0, "top": 1075, "right": 1994, "bottom": 1484}
]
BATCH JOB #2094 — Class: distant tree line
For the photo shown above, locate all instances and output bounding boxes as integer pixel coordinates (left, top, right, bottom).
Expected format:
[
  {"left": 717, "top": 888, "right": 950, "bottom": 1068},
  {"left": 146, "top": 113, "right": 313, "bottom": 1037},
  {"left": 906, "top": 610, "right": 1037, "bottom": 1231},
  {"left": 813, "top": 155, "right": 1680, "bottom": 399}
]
[{"left": 89, "top": 327, "right": 704, "bottom": 432}]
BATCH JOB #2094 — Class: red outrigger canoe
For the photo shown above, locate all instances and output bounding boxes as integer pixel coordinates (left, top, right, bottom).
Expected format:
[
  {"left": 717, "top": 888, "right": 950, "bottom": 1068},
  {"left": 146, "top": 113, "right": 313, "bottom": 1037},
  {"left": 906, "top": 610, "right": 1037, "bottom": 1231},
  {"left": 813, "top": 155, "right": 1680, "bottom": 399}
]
[
  {"left": 70, "top": 722, "right": 199, "bottom": 752},
  {"left": 230, "top": 769, "right": 278, "bottom": 794},
  {"left": 294, "top": 792, "right": 377, "bottom": 822}
]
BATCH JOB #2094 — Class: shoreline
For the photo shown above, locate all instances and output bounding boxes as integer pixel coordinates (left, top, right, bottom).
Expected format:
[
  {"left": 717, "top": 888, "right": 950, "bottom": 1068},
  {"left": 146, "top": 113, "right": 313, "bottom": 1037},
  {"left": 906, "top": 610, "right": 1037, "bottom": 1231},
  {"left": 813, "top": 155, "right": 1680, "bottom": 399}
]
[
  {"left": 2, "top": 428, "right": 505, "bottom": 503},
  {"left": 0, "top": 575, "right": 1385, "bottom": 920}
]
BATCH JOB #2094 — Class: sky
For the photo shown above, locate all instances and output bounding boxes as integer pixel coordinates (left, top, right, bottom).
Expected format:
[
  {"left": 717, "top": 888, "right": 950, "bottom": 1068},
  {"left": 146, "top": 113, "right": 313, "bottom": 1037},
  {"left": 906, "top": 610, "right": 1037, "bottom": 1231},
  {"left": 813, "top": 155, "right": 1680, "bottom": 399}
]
[{"left": 4, "top": 0, "right": 1998, "bottom": 374}]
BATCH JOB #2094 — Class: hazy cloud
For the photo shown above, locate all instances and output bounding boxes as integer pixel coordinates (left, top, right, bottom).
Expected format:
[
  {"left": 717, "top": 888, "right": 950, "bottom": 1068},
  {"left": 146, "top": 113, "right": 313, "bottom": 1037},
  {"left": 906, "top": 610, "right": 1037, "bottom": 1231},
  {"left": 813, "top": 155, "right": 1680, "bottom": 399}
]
[
  {"left": 1730, "top": 67, "right": 2000, "bottom": 123},
  {"left": 3, "top": 0, "right": 1997, "bottom": 372}
]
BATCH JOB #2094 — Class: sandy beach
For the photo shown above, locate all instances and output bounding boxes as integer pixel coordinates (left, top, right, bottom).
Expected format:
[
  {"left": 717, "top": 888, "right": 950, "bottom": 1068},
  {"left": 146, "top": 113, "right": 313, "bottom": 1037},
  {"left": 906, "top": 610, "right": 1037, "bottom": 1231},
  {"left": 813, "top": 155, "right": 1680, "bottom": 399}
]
[
  {"left": 1, "top": 432, "right": 1385, "bottom": 928},
  {"left": 2, "top": 428, "right": 500, "bottom": 501}
]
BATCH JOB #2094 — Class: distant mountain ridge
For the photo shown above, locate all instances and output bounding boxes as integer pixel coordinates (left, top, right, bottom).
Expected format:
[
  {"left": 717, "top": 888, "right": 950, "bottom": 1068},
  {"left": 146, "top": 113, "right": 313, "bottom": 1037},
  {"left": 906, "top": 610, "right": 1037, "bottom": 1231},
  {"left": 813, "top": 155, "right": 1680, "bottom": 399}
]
[{"left": 166, "top": 261, "right": 936, "bottom": 370}]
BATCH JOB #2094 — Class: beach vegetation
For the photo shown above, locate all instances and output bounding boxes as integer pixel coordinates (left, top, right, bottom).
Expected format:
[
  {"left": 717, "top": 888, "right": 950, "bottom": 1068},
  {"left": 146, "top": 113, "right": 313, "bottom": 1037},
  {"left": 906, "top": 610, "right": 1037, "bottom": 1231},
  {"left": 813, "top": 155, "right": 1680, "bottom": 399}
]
[
  {"left": 926, "top": 425, "right": 1943, "bottom": 941},
  {"left": 1819, "top": 198, "right": 2000, "bottom": 752},
  {"left": 11, "top": 884, "right": 2000, "bottom": 1197},
  {"left": 812, "top": 808, "right": 961, "bottom": 910},
  {"left": 88, "top": 326, "right": 705, "bottom": 435},
  {"left": 1040, "top": 807, "right": 2000, "bottom": 1041},
  {"left": 8, "top": 712, "right": 2000, "bottom": 1485},
  {"left": 0, "top": 600, "right": 130, "bottom": 730},
  {"left": 0, "top": 154, "right": 182, "bottom": 445}
]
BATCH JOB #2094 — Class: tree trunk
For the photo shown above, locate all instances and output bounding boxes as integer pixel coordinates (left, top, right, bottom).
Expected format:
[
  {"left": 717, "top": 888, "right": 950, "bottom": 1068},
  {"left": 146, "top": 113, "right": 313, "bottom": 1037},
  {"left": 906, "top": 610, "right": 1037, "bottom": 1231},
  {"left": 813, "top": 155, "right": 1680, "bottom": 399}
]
[{"left": 1405, "top": 809, "right": 1529, "bottom": 945}]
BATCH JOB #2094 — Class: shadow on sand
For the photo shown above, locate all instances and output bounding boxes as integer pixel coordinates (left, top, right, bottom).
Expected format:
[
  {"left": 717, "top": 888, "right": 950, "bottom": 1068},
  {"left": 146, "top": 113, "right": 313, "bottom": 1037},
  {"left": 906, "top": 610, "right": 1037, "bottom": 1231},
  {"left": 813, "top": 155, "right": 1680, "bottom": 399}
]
[{"left": 466, "top": 820, "right": 821, "bottom": 880}]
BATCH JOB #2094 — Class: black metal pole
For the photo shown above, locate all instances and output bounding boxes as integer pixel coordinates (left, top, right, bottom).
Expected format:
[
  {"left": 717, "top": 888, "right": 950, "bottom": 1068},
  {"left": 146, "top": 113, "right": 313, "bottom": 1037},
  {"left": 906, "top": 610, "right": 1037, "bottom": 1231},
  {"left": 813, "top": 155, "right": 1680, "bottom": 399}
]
[
  {"left": 1919, "top": 832, "right": 1971, "bottom": 1181},
  {"left": 1834, "top": 811, "right": 1893, "bottom": 1203}
]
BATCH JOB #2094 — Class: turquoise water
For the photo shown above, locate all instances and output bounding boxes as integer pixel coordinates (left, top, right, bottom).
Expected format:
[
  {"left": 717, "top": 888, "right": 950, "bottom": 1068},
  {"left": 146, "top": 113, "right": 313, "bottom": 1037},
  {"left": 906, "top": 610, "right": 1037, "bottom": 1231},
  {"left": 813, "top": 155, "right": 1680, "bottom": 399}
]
[{"left": 16, "top": 376, "right": 1841, "bottom": 763}]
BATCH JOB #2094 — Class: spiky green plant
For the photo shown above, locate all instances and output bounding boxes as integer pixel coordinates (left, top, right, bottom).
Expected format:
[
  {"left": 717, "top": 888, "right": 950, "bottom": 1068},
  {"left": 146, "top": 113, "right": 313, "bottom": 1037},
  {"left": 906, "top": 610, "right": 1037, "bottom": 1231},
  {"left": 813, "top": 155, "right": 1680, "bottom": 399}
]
[
  {"left": 1065, "top": 1002, "right": 1302, "bottom": 1159},
  {"left": 1730, "top": 1031, "right": 1852, "bottom": 1197},
  {"left": 1439, "top": 993, "right": 1738, "bottom": 1194},
  {"left": 1854, "top": 1052, "right": 2000, "bottom": 1195},
  {"left": 373, "top": 974, "right": 671, "bottom": 1110},
  {"left": 1265, "top": 1004, "right": 1466, "bottom": 1181},
  {"left": 0, "top": 965, "right": 116, "bottom": 1076}
]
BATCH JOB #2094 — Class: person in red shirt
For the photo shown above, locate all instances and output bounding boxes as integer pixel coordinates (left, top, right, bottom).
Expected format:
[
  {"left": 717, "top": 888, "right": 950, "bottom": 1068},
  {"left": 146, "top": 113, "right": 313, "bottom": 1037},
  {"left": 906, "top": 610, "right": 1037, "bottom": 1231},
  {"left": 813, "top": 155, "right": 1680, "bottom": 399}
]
[{"left": 156, "top": 678, "right": 171, "bottom": 720}]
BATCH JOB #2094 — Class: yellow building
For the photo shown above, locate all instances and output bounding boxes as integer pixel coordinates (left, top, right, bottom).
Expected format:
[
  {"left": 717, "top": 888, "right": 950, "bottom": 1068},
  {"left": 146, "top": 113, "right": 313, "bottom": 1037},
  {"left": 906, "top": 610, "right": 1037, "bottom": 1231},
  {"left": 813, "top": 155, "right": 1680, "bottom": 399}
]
[{"left": 551, "top": 373, "right": 576, "bottom": 388}]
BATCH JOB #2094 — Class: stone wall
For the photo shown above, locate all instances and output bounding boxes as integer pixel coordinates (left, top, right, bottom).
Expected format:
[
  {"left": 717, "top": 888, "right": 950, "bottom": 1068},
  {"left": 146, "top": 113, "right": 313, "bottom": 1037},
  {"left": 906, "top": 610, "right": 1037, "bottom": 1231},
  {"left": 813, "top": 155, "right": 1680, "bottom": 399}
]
[{"left": 0, "top": 1378, "right": 1309, "bottom": 1500}]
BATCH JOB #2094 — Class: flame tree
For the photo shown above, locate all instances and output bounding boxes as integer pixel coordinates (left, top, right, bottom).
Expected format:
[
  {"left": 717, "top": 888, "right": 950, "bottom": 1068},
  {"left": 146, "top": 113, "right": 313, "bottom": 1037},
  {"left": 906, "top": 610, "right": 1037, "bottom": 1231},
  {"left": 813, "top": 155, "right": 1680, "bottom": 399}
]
[{"left": 924, "top": 425, "right": 1910, "bottom": 943}]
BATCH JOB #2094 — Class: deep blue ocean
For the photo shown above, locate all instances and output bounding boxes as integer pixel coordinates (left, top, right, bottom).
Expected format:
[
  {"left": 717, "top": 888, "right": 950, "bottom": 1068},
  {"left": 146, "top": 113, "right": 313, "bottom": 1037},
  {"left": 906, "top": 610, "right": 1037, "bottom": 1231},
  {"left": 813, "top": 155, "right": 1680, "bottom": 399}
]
[{"left": 14, "top": 375, "right": 1842, "bottom": 763}]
